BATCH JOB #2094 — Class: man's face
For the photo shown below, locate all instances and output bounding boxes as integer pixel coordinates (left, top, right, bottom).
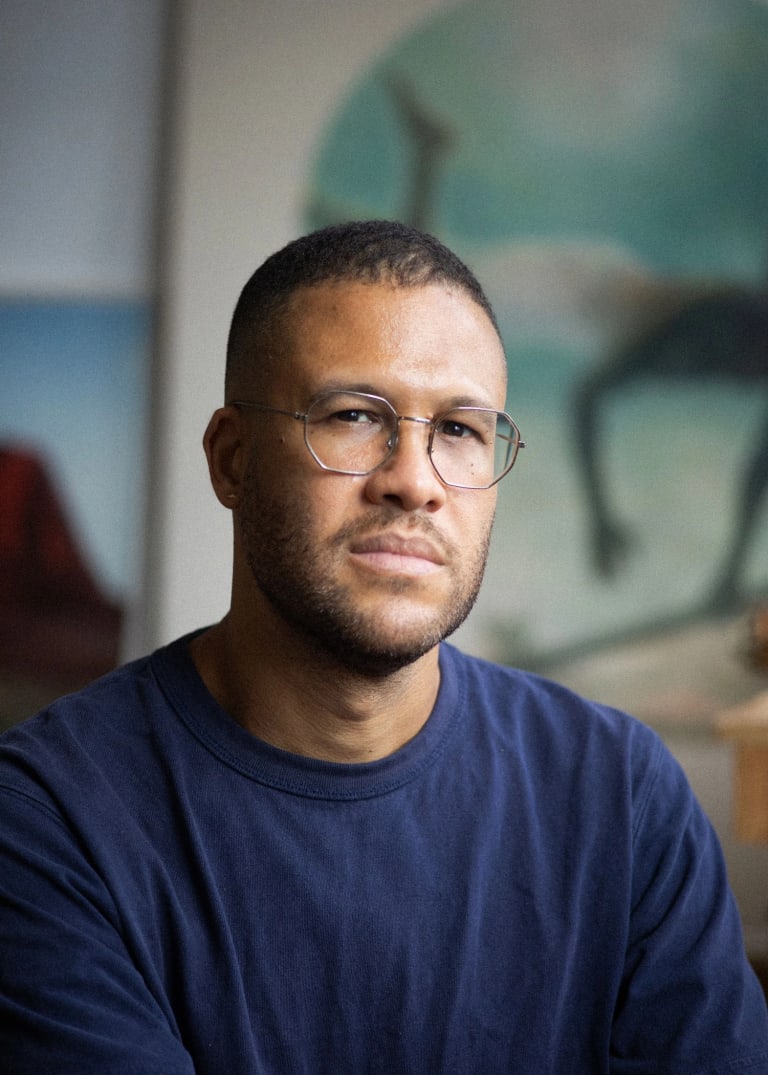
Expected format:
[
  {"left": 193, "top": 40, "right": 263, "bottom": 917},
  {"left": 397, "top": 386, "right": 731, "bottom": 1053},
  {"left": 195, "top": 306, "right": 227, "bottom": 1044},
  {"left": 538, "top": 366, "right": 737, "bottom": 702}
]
[{"left": 236, "top": 280, "right": 508, "bottom": 676}]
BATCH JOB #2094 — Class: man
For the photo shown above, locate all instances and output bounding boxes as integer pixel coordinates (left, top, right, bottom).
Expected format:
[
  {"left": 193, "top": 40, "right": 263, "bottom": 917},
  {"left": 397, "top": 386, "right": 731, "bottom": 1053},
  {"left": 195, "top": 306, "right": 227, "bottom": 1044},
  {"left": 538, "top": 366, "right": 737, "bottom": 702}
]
[{"left": 0, "top": 221, "right": 766, "bottom": 1073}]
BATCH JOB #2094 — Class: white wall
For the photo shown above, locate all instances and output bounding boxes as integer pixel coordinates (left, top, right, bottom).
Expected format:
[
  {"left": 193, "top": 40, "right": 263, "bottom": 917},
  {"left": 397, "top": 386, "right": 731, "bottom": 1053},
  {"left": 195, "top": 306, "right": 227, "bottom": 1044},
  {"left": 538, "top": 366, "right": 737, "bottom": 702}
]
[{"left": 0, "top": 0, "right": 165, "bottom": 298}]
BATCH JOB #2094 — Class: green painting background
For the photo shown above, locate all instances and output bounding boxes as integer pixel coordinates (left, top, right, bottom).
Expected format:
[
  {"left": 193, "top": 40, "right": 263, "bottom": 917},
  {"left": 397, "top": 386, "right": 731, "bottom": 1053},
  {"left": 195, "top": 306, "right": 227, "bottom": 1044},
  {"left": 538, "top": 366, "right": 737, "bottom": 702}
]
[{"left": 305, "top": 0, "right": 768, "bottom": 725}]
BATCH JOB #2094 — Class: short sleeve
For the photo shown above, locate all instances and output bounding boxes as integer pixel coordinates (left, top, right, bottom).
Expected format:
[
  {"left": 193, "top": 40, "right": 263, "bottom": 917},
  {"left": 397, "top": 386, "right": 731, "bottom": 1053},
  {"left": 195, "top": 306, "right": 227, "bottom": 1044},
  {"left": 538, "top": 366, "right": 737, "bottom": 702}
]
[
  {"left": 0, "top": 785, "right": 195, "bottom": 1075},
  {"left": 609, "top": 738, "right": 768, "bottom": 1073}
]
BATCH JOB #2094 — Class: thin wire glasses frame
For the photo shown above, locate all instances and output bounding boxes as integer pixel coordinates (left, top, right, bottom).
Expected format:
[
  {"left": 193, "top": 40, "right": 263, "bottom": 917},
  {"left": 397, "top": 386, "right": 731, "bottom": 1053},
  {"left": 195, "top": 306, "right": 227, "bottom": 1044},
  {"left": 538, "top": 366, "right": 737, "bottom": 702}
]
[{"left": 231, "top": 390, "right": 525, "bottom": 490}]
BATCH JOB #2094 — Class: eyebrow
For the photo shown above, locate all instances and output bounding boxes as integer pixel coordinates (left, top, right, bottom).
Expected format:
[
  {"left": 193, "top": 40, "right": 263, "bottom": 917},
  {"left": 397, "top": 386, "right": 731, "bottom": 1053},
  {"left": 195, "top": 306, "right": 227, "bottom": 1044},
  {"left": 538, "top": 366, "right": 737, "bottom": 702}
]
[{"left": 308, "top": 381, "right": 500, "bottom": 412}]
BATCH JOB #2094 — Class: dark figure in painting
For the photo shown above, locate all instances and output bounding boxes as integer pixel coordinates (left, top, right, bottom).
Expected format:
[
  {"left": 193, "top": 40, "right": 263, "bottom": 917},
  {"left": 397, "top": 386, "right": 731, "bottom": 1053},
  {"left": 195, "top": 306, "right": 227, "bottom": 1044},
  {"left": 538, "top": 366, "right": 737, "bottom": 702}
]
[
  {"left": 385, "top": 73, "right": 456, "bottom": 233},
  {"left": 306, "top": 74, "right": 456, "bottom": 234},
  {"left": 0, "top": 443, "right": 122, "bottom": 701},
  {"left": 572, "top": 284, "right": 768, "bottom": 611}
]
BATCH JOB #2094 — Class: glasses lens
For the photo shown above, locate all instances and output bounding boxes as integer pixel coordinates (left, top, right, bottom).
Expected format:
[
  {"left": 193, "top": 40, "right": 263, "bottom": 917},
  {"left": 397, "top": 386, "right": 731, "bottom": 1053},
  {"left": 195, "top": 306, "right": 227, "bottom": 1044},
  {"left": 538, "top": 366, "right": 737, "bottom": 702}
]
[
  {"left": 430, "top": 408, "right": 518, "bottom": 489},
  {"left": 305, "top": 392, "right": 395, "bottom": 474}
]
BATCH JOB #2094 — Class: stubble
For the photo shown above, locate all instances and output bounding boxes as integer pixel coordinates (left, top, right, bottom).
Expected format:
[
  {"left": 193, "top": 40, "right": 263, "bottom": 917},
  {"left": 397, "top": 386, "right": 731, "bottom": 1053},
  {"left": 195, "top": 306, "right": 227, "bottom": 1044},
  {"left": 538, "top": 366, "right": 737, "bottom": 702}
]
[{"left": 238, "top": 458, "right": 492, "bottom": 677}]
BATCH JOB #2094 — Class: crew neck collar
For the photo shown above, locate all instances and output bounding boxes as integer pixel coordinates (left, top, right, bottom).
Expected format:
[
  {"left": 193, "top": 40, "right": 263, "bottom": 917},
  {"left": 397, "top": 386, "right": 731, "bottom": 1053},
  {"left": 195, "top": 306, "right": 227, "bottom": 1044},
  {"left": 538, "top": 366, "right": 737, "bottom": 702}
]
[{"left": 152, "top": 632, "right": 463, "bottom": 801}]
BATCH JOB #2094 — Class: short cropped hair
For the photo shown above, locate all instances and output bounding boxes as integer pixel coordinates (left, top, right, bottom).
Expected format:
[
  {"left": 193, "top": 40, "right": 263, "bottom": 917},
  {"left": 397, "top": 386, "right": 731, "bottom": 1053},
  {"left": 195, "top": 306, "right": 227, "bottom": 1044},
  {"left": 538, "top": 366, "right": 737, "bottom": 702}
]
[{"left": 225, "top": 220, "right": 500, "bottom": 399}]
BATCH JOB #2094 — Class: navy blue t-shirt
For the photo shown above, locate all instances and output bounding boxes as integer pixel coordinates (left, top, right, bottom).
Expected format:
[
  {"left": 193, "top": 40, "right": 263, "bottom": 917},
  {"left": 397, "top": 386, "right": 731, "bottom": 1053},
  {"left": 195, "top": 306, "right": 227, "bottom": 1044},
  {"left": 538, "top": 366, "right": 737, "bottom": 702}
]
[{"left": 0, "top": 635, "right": 766, "bottom": 1073}]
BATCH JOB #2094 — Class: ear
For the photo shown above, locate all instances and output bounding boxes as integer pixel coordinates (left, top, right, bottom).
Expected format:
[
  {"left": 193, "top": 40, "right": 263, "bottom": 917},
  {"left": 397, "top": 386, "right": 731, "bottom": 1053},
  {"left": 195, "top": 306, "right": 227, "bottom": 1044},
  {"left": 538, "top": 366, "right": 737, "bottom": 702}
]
[{"left": 203, "top": 406, "right": 248, "bottom": 509}]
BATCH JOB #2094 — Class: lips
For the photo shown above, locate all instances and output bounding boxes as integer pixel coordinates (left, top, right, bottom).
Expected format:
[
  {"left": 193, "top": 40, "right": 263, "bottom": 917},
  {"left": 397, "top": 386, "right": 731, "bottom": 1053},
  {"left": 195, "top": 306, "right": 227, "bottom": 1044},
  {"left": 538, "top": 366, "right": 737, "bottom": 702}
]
[{"left": 348, "top": 531, "right": 447, "bottom": 571}]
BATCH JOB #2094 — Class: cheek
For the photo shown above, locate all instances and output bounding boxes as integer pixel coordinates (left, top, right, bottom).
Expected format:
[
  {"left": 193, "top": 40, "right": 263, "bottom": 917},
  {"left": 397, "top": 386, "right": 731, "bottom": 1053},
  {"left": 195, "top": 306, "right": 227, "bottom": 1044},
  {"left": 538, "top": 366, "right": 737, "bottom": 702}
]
[
  {"left": 457, "top": 493, "right": 496, "bottom": 545},
  {"left": 246, "top": 438, "right": 321, "bottom": 520},
  {"left": 262, "top": 468, "right": 360, "bottom": 544},
  {"left": 307, "top": 476, "right": 365, "bottom": 535},
  {"left": 250, "top": 430, "right": 297, "bottom": 476}
]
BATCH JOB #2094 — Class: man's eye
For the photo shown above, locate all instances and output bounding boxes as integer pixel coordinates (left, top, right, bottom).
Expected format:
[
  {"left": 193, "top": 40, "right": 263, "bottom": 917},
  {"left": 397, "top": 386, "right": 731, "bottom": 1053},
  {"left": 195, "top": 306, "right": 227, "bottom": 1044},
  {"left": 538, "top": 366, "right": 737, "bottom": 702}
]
[
  {"left": 438, "top": 419, "right": 474, "bottom": 439},
  {"left": 333, "top": 409, "right": 377, "bottom": 424}
]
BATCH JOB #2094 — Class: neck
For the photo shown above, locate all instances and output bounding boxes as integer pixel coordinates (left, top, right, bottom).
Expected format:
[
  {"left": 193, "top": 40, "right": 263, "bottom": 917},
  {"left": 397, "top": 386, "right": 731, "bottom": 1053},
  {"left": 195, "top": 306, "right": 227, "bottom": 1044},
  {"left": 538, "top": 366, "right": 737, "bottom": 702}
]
[{"left": 190, "top": 612, "right": 441, "bottom": 764}]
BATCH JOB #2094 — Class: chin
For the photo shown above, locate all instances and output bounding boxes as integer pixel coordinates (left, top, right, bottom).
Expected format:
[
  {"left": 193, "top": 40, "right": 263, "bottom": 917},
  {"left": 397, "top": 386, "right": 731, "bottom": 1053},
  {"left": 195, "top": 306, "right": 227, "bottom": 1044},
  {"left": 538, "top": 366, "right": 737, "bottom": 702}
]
[
  {"left": 326, "top": 639, "right": 436, "bottom": 679},
  {"left": 307, "top": 610, "right": 461, "bottom": 678},
  {"left": 254, "top": 557, "right": 481, "bottom": 677}
]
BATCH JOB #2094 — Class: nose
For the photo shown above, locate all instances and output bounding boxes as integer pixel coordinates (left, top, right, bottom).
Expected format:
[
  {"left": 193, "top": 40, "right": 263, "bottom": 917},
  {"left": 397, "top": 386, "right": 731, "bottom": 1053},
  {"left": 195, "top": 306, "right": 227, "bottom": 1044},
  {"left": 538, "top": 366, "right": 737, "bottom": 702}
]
[{"left": 363, "top": 417, "right": 448, "bottom": 512}]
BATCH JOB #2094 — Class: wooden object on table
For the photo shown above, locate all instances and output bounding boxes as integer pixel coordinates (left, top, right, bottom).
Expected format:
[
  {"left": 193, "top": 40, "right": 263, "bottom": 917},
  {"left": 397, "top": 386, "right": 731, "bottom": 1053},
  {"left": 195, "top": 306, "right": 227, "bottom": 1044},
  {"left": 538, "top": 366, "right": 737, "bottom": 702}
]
[{"left": 717, "top": 691, "right": 768, "bottom": 845}]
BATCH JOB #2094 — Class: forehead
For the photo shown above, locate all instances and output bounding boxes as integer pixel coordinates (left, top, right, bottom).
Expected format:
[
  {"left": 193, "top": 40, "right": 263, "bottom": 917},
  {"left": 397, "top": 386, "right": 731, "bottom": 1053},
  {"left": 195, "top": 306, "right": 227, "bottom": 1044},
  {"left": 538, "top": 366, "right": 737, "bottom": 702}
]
[{"left": 273, "top": 281, "right": 507, "bottom": 407}]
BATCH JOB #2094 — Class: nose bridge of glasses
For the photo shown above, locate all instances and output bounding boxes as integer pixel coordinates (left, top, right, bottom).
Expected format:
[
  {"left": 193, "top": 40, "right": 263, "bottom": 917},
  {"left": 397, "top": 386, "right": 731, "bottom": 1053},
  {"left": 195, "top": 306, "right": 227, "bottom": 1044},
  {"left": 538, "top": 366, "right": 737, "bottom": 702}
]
[
  {"left": 396, "top": 413, "right": 433, "bottom": 433},
  {"left": 387, "top": 413, "right": 434, "bottom": 451}
]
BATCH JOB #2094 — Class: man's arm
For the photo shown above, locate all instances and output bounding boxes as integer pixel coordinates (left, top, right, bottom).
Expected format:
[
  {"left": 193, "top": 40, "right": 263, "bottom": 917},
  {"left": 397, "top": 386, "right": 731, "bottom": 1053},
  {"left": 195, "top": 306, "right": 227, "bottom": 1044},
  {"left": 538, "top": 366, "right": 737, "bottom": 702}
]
[
  {"left": 0, "top": 785, "right": 195, "bottom": 1074},
  {"left": 610, "top": 738, "right": 768, "bottom": 1071}
]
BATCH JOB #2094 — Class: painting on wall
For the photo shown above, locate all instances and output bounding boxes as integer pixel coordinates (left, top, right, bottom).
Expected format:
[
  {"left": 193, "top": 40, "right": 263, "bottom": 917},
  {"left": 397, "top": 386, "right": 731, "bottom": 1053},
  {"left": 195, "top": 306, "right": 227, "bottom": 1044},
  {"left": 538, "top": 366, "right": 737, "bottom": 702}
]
[
  {"left": 305, "top": 0, "right": 768, "bottom": 729},
  {"left": 0, "top": 301, "right": 151, "bottom": 727},
  {"left": 0, "top": 1, "right": 167, "bottom": 730}
]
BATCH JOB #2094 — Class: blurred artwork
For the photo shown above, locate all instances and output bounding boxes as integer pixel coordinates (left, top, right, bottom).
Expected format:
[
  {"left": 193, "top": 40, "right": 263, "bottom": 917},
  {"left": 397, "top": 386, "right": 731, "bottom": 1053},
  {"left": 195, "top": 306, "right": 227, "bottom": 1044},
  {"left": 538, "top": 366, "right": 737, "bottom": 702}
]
[
  {"left": 306, "top": 0, "right": 768, "bottom": 728},
  {"left": 0, "top": 299, "right": 150, "bottom": 730},
  {"left": 1, "top": 3, "right": 167, "bottom": 729},
  {"left": 0, "top": 443, "right": 122, "bottom": 708}
]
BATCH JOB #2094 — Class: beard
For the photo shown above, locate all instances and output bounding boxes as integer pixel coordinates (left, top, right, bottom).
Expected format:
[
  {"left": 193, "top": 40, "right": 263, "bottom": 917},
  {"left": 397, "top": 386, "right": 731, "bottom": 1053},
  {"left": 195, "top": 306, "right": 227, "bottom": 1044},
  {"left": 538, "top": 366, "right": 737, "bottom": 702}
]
[{"left": 238, "top": 459, "right": 492, "bottom": 677}]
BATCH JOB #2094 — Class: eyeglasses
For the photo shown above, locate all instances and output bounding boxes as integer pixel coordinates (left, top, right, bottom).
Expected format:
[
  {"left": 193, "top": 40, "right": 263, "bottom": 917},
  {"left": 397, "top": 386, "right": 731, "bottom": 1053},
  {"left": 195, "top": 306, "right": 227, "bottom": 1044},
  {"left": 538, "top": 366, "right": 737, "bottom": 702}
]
[{"left": 231, "top": 390, "right": 525, "bottom": 490}]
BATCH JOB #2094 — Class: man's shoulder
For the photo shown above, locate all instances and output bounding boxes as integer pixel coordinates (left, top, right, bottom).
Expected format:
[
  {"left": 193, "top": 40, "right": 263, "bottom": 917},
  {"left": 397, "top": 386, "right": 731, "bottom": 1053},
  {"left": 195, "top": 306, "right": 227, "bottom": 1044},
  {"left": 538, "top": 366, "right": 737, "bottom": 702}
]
[
  {"left": 442, "top": 642, "right": 664, "bottom": 765},
  {"left": 0, "top": 633, "right": 198, "bottom": 781},
  {"left": 3, "top": 652, "right": 154, "bottom": 739},
  {"left": 443, "top": 641, "right": 624, "bottom": 717}
]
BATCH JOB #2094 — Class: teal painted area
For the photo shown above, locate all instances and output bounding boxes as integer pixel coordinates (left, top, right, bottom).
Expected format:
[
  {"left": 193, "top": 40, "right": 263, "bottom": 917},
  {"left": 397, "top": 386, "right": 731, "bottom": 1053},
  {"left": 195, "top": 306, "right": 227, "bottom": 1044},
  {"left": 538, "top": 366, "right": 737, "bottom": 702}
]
[
  {"left": 309, "top": 0, "right": 768, "bottom": 276},
  {"left": 307, "top": 0, "right": 768, "bottom": 671}
]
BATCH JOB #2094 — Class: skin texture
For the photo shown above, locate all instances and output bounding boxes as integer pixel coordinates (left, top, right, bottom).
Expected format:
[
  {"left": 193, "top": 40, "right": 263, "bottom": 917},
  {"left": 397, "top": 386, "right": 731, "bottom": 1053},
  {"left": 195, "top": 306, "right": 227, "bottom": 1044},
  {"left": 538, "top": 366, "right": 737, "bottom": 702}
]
[{"left": 194, "top": 281, "right": 508, "bottom": 761}]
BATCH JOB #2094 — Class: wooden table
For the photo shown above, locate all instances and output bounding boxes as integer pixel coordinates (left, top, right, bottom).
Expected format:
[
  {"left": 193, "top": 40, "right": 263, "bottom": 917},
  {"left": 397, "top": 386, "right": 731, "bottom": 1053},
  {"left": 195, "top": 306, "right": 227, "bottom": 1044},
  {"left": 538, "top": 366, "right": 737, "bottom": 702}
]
[{"left": 717, "top": 691, "right": 768, "bottom": 844}]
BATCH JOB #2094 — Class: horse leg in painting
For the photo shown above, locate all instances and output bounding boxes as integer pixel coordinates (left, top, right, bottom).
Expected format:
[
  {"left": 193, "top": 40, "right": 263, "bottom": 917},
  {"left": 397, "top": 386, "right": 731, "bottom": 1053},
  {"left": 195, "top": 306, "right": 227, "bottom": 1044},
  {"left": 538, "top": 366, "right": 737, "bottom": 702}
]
[
  {"left": 572, "top": 350, "right": 642, "bottom": 578},
  {"left": 573, "top": 291, "right": 768, "bottom": 598},
  {"left": 386, "top": 73, "right": 456, "bottom": 233}
]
